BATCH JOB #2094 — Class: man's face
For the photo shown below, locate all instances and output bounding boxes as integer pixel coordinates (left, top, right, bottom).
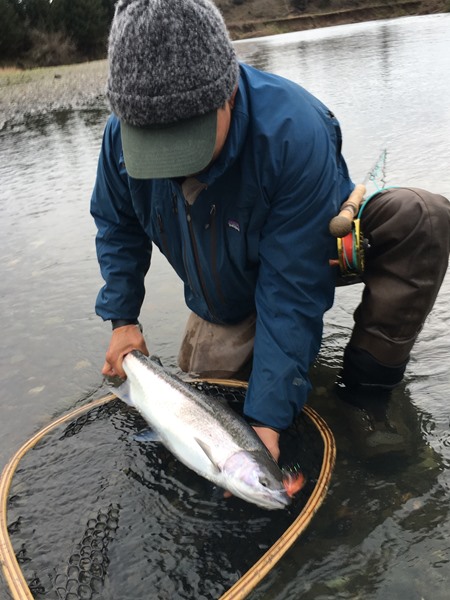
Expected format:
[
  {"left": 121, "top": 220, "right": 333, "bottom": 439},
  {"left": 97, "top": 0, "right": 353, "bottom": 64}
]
[
  {"left": 186, "top": 88, "right": 237, "bottom": 177},
  {"left": 210, "top": 99, "right": 233, "bottom": 163}
]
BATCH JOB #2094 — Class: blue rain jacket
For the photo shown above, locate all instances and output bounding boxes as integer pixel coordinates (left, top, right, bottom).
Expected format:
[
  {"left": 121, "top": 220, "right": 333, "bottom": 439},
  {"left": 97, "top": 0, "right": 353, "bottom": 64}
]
[{"left": 91, "top": 63, "right": 354, "bottom": 430}]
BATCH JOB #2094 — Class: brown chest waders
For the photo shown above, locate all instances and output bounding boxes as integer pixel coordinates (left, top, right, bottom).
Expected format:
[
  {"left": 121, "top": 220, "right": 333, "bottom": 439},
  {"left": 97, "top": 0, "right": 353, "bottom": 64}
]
[{"left": 332, "top": 187, "right": 450, "bottom": 389}]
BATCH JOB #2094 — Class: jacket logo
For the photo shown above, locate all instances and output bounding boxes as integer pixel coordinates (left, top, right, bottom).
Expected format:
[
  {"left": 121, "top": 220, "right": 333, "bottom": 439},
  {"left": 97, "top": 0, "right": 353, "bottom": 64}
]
[{"left": 227, "top": 219, "right": 240, "bottom": 232}]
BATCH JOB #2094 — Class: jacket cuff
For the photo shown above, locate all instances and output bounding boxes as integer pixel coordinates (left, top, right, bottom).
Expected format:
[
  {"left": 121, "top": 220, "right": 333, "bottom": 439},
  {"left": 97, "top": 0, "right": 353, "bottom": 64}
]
[
  {"left": 244, "top": 415, "right": 282, "bottom": 433},
  {"left": 111, "top": 319, "right": 140, "bottom": 330}
]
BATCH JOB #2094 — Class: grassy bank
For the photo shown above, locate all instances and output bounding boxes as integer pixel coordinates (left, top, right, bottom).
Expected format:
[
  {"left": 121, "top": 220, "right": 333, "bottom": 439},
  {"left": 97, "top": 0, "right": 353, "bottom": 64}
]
[{"left": 0, "top": 60, "right": 108, "bottom": 129}]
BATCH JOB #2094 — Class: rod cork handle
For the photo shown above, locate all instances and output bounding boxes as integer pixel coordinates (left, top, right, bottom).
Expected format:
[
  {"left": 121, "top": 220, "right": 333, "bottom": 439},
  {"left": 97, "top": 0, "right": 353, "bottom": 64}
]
[{"left": 329, "top": 183, "right": 366, "bottom": 237}]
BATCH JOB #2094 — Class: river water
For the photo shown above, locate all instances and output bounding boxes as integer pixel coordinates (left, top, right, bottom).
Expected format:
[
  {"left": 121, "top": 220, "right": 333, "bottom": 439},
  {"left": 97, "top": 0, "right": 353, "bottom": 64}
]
[{"left": 1, "top": 13, "right": 449, "bottom": 600}]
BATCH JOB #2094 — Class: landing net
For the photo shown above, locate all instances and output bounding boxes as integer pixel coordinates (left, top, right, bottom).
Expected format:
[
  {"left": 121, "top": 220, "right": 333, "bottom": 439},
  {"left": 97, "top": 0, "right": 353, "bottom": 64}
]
[{"left": 0, "top": 380, "right": 335, "bottom": 600}]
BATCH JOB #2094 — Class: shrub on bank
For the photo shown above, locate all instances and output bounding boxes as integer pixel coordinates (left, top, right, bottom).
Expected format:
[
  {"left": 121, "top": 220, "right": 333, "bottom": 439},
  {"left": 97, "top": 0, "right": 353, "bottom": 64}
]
[{"left": 25, "top": 29, "right": 78, "bottom": 68}]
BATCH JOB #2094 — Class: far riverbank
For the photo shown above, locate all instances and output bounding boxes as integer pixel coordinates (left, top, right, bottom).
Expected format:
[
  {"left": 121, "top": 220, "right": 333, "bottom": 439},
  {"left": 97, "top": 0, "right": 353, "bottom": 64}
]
[
  {"left": 1, "top": 3, "right": 449, "bottom": 129},
  {"left": 225, "top": 0, "right": 449, "bottom": 38}
]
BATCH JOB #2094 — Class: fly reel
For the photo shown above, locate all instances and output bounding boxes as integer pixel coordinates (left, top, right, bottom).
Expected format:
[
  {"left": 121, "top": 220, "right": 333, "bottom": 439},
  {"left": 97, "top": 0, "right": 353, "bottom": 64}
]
[{"left": 336, "top": 218, "right": 366, "bottom": 278}]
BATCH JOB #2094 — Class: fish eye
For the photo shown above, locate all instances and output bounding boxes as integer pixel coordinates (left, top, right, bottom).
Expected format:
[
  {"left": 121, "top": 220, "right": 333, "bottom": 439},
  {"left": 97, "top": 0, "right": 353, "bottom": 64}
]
[{"left": 259, "top": 476, "right": 269, "bottom": 488}]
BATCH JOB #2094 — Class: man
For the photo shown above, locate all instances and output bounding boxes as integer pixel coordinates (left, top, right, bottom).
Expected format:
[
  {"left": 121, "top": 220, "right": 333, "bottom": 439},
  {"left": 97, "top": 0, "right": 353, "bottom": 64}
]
[{"left": 91, "top": 0, "right": 450, "bottom": 461}]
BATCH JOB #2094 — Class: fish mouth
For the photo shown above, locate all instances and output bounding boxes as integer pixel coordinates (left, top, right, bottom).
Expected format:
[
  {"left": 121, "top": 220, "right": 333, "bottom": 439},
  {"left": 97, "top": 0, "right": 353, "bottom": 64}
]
[
  {"left": 271, "top": 489, "right": 292, "bottom": 508},
  {"left": 258, "top": 494, "right": 290, "bottom": 510},
  {"left": 249, "top": 488, "right": 291, "bottom": 510},
  {"left": 225, "top": 483, "right": 290, "bottom": 510}
]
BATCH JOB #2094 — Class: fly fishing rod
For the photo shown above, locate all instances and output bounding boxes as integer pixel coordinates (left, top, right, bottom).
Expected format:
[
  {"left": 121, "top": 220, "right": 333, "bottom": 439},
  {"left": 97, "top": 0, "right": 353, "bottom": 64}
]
[{"left": 329, "top": 149, "right": 387, "bottom": 238}]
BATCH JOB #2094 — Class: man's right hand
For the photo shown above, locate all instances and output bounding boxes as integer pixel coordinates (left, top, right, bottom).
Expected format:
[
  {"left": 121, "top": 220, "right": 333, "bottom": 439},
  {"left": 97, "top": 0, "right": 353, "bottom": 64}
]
[{"left": 102, "top": 325, "right": 149, "bottom": 379}]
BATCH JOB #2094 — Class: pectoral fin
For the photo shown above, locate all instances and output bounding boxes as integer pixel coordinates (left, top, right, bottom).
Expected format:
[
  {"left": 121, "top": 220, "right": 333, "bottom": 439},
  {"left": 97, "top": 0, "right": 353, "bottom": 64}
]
[
  {"left": 194, "top": 438, "right": 221, "bottom": 474},
  {"left": 134, "top": 428, "right": 162, "bottom": 443}
]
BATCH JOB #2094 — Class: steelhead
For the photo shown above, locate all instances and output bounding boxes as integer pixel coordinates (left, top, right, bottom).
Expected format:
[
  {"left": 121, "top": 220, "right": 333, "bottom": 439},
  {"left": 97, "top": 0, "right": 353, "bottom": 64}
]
[{"left": 109, "top": 350, "right": 291, "bottom": 510}]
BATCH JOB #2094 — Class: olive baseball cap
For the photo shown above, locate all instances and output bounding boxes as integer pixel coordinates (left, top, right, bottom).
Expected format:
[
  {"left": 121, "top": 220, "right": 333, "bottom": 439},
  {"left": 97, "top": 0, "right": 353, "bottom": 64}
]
[{"left": 107, "top": 0, "right": 239, "bottom": 179}]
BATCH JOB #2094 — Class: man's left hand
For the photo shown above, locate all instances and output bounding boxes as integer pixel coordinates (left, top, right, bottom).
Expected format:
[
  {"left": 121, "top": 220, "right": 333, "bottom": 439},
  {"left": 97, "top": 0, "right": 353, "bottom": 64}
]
[{"left": 252, "top": 426, "right": 280, "bottom": 461}]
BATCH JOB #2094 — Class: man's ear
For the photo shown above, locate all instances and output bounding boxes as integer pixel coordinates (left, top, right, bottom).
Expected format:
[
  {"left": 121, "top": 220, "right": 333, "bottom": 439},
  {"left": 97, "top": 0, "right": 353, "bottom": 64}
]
[{"left": 229, "top": 85, "right": 238, "bottom": 110}]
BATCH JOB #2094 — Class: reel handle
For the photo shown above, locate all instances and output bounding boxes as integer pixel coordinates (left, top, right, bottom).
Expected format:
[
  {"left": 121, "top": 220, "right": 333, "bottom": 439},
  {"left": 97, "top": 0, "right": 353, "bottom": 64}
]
[{"left": 329, "top": 184, "right": 366, "bottom": 237}]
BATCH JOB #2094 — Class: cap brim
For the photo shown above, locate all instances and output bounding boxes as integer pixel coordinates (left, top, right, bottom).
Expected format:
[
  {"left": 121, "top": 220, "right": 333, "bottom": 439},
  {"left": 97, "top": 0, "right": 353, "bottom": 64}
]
[{"left": 120, "top": 111, "right": 217, "bottom": 179}]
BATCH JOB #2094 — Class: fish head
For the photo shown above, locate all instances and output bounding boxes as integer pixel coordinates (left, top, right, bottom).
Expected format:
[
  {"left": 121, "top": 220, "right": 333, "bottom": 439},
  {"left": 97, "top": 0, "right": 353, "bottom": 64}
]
[{"left": 222, "top": 450, "right": 291, "bottom": 510}]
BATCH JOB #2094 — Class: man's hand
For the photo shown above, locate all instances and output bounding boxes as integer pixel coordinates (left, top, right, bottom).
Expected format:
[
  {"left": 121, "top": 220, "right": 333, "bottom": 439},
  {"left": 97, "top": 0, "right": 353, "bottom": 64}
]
[
  {"left": 102, "top": 325, "right": 149, "bottom": 378},
  {"left": 253, "top": 426, "right": 280, "bottom": 462}
]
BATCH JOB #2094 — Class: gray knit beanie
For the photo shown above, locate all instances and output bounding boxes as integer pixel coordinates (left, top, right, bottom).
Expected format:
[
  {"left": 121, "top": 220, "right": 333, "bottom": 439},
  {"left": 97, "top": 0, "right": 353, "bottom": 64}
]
[{"left": 107, "top": 0, "right": 240, "bottom": 126}]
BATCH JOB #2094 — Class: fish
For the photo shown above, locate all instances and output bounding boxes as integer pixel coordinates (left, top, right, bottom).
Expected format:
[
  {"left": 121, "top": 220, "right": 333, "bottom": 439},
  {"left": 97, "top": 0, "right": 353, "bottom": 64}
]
[{"left": 108, "top": 350, "right": 299, "bottom": 510}]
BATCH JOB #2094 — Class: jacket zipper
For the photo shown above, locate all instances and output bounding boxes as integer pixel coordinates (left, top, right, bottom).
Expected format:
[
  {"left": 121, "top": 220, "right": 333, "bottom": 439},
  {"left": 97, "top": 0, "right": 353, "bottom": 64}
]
[
  {"left": 172, "top": 192, "right": 196, "bottom": 294},
  {"left": 184, "top": 200, "right": 219, "bottom": 321},
  {"left": 208, "top": 204, "right": 226, "bottom": 306},
  {"left": 172, "top": 192, "right": 178, "bottom": 215},
  {"left": 157, "top": 212, "right": 172, "bottom": 262}
]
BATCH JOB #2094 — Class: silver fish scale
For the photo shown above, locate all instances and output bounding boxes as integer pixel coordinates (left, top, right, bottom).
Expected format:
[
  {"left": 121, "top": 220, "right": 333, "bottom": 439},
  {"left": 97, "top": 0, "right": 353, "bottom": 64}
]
[{"left": 134, "top": 351, "right": 263, "bottom": 453}]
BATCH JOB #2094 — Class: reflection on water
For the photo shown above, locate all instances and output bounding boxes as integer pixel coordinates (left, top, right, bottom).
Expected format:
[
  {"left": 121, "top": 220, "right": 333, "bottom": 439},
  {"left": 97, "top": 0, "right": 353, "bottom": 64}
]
[{"left": 1, "top": 13, "right": 450, "bottom": 600}]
